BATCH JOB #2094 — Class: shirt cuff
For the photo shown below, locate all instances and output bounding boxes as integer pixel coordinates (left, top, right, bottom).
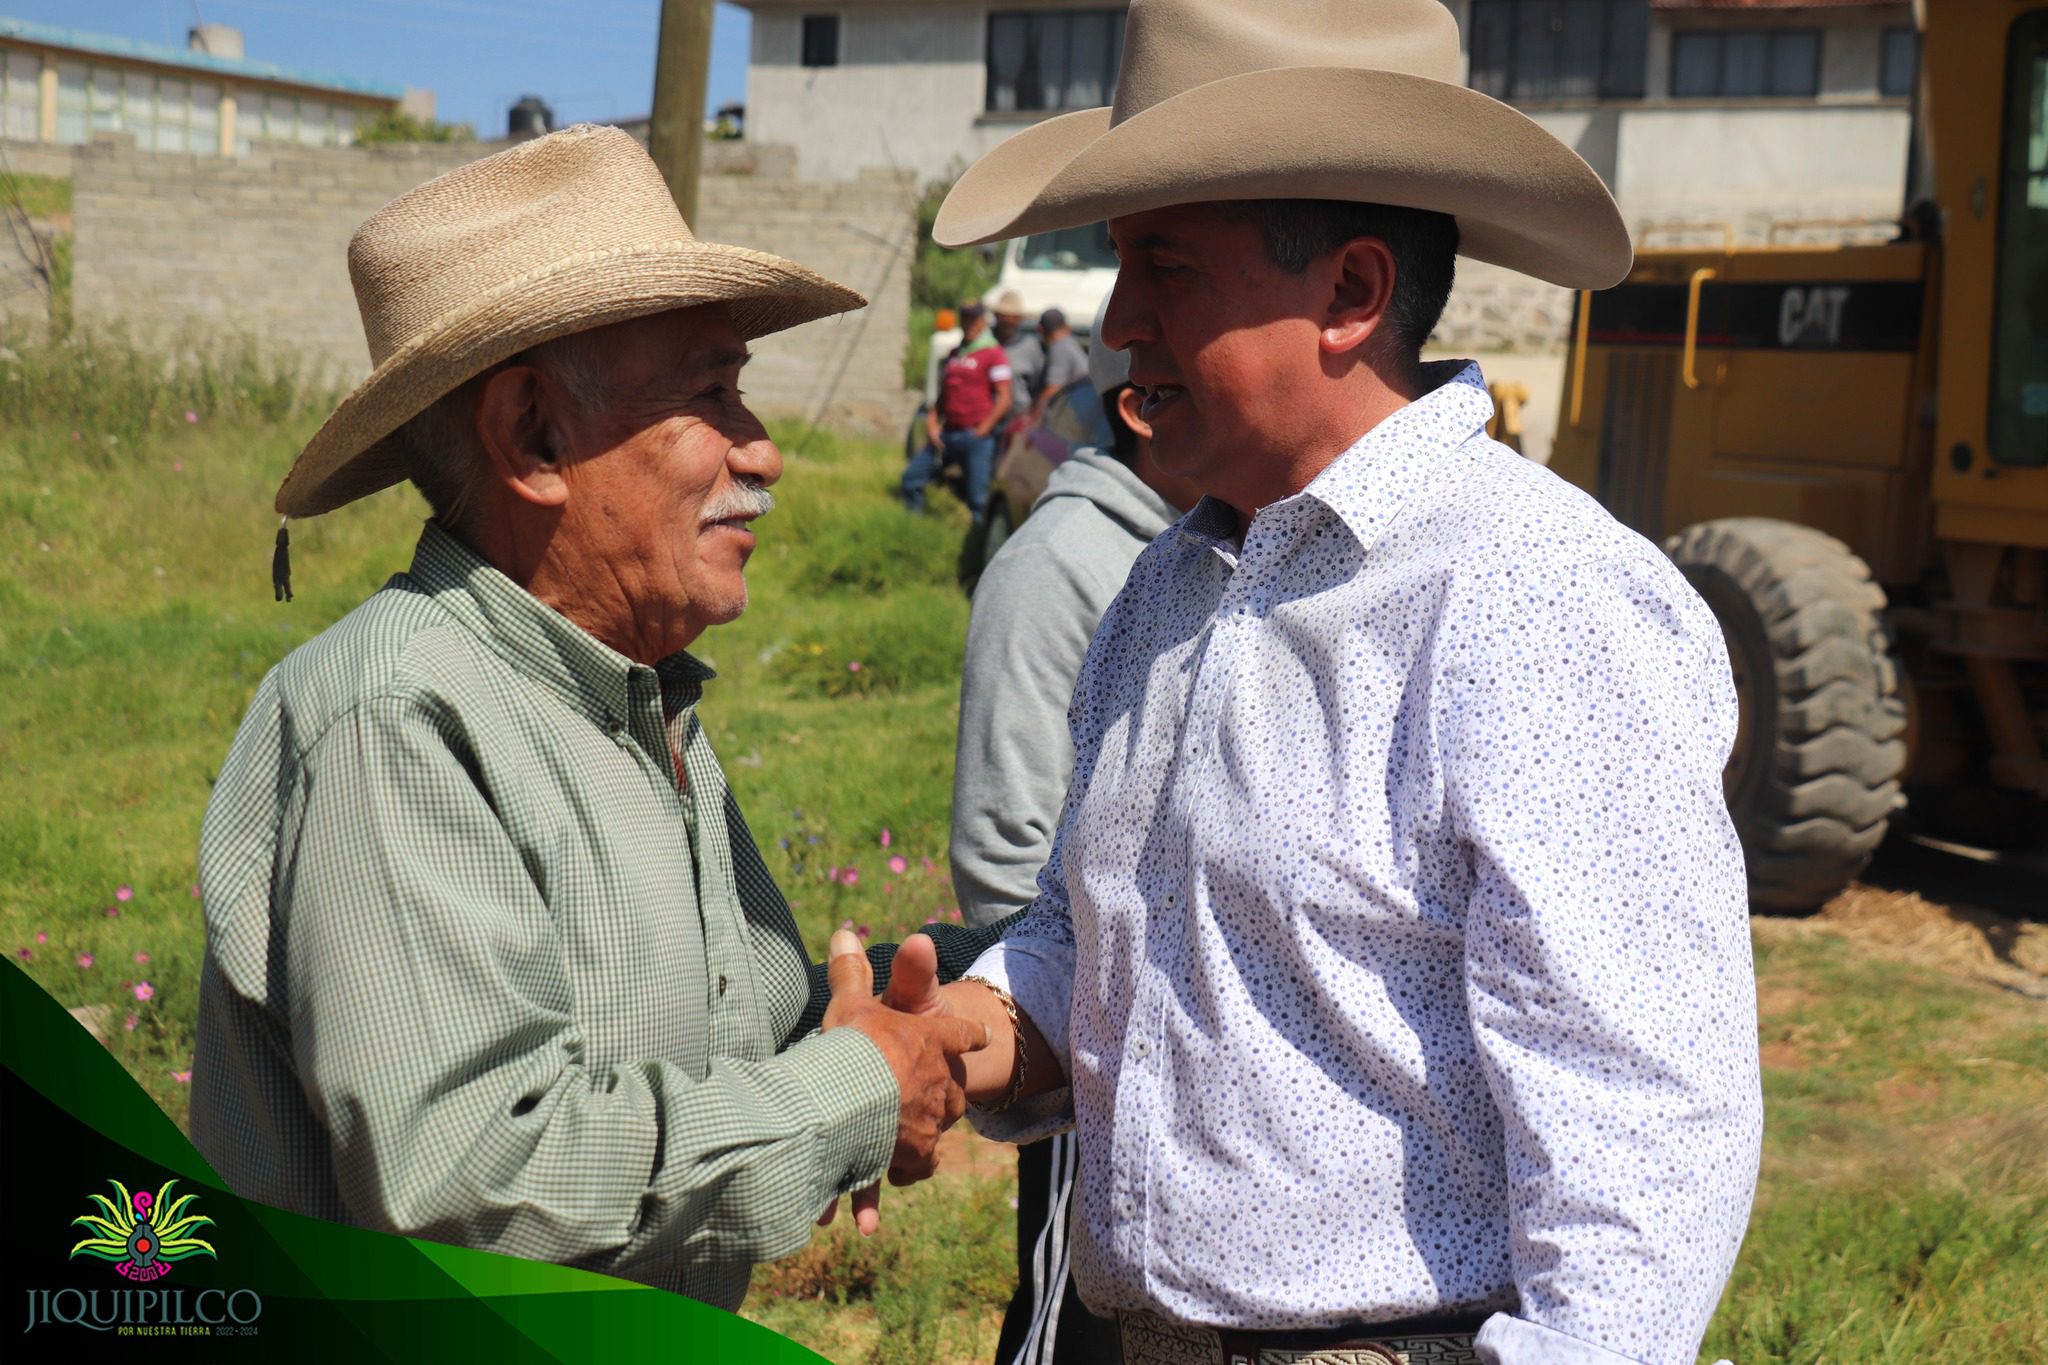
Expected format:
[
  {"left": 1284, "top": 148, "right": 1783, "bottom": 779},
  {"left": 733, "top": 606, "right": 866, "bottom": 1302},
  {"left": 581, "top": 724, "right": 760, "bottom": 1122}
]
[
  {"left": 775, "top": 1027, "right": 899, "bottom": 1195},
  {"left": 961, "top": 936, "right": 1076, "bottom": 1144},
  {"left": 1476, "top": 1314, "right": 1684, "bottom": 1365}
]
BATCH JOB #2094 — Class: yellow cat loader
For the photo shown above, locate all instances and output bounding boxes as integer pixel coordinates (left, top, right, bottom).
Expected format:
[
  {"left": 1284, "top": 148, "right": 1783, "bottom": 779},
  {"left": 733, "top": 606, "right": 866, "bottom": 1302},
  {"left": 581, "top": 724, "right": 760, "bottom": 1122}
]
[{"left": 1549, "top": 0, "right": 2047, "bottom": 909}]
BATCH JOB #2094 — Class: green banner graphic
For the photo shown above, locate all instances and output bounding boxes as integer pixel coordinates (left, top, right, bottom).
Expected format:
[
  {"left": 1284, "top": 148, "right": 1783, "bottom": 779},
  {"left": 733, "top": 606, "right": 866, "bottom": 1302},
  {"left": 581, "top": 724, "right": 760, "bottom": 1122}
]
[{"left": 1, "top": 962, "right": 828, "bottom": 1363}]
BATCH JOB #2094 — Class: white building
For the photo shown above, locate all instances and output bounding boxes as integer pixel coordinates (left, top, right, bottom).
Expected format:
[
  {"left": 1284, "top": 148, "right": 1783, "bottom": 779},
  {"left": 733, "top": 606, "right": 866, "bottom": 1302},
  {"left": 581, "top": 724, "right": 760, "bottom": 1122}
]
[{"left": 736, "top": 0, "right": 1918, "bottom": 232}]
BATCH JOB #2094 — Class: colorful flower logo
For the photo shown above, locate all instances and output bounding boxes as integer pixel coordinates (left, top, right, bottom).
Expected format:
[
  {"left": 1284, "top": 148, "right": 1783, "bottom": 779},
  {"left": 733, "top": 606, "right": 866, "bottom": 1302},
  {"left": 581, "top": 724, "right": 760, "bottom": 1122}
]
[{"left": 68, "top": 1179, "right": 217, "bottom": 1282}]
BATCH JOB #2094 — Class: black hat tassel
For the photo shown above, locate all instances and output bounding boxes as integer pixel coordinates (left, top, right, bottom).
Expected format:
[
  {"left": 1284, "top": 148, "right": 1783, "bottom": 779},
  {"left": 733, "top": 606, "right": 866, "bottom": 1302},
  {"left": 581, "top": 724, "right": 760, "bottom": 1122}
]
[{"left": 272, "top": 517, "right": 293, "bottom": 603}]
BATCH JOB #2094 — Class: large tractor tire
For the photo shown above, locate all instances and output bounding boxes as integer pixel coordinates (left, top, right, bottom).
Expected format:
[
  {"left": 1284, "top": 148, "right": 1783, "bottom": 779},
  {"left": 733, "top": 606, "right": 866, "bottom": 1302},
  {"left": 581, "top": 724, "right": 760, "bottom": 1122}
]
[{"left": 1666, "top": 518, "right": 1907, "bottom": 911}]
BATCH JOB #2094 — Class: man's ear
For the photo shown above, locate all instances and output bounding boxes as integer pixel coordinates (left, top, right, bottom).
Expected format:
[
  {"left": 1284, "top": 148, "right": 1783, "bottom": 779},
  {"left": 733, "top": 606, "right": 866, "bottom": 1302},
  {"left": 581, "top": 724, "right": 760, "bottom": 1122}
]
[
  {"left": 1319, "top": 236, "right": 1398, "bottom": 360},
  {"left": 1115, "top": 383, "right": 1154, "bottom": 442},
  {"left": 475, "top": 365, "right": 570, "bottom": 508}
]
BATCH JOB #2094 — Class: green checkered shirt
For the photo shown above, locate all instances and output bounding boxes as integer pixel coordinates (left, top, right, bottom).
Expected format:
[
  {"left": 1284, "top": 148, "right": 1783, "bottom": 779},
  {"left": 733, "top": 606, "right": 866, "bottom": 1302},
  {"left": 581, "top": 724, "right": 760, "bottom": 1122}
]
[{"left": 192, "top": 521, "right": 998, "bottom": 1308}]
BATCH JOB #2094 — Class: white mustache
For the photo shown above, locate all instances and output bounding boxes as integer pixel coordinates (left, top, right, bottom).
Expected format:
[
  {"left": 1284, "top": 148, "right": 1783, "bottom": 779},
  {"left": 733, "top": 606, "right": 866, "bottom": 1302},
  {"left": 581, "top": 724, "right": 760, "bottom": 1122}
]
[{"left": 701, "top": 479, "right": 775, "bottom": 524}]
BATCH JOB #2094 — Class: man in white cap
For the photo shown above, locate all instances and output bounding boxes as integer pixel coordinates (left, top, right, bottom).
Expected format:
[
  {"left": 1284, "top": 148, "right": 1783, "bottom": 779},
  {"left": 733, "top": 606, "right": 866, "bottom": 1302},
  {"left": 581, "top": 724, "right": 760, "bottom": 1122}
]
[
  {"left": 190, "top": 125, "right": 998, "bottom": 1308},
  {"left": 888, "top": 4, "right": 1763, "bottom": 1363},
  {"left": 951, "top": 291, "right": 1197, "bottom": 1365}
]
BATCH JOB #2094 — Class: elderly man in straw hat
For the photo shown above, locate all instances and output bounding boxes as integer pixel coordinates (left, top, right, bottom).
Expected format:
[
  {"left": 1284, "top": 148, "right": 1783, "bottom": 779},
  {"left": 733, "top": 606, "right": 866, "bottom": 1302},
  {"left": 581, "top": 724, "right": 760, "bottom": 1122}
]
[
  {"left": 189, "top": 125, "right": 1001, "bottom": 1308},
  {"left": 887, "top": 4, "right": 1764, "bottom": 1364}
]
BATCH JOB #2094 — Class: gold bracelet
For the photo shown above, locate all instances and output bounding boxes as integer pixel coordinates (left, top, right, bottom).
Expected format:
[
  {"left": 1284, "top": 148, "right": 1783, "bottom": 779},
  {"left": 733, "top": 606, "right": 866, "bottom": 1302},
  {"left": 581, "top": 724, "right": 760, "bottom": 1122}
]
[{"left": 961, "top": 975, "right": 1028, "bottom": 1113}]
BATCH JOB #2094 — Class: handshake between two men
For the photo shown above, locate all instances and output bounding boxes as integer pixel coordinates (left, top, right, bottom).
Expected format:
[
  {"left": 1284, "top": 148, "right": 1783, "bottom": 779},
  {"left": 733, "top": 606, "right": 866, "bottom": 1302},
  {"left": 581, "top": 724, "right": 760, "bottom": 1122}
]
[{"left": 817, "top": 929, "right": 1061, "bottom": 1235}]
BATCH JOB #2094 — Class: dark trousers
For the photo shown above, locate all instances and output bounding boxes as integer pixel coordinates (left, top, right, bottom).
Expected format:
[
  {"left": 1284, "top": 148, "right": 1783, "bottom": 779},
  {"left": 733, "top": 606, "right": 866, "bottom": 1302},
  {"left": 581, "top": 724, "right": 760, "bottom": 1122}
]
[
  {"left": 902, "top": 427, "right": 997, "bottom": 514},
  {"left": 994, "top": 1133, "right": 1121, "bottom": 1365}
]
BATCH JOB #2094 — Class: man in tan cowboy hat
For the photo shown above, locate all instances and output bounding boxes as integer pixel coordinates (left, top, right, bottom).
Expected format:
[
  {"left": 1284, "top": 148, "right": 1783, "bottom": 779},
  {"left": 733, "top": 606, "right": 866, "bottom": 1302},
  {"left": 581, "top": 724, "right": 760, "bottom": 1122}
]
[
  {"left": 889, "top": 4, "right": 1763, "bottom": 1364},
  {"left": 987, "top": 286, "right": 1046, "bottom": 414},
  {"left": 189, "top": 124, "right": 1001, "bottom": 1308}
]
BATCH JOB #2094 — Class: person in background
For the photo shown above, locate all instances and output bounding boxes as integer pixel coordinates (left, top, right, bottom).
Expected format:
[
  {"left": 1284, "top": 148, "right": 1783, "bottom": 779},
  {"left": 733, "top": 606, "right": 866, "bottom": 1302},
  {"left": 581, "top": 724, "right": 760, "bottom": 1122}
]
[
  {"left": 990, "top": 287, "right": 1044, "bottom": 416},
  {"left": 902, "top": 300, "right": 1012, "bottom": 517},
  {"left": 1028, "top": 309, "right": 1091, "bottom": 425},
  {"left": 951, "top": 292, "right": 1198, "bottom": 1365}
]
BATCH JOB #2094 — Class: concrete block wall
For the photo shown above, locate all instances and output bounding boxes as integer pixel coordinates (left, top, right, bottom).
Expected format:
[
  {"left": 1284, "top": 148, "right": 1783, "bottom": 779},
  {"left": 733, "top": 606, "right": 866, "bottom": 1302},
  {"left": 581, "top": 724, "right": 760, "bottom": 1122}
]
[
  {"left": 64, "top": 135, "right": 914, "bottom": 425},
  {"left": 0, "top": 138, "right": 76, "bottom": 180}
]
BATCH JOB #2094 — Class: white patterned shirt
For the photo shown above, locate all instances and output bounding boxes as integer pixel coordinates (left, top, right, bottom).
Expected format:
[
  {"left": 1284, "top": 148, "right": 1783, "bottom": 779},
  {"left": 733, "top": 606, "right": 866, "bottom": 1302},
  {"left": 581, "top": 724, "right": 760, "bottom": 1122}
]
[{"left": 968, "top": 363, "right": 1762, "bottom": 1365}]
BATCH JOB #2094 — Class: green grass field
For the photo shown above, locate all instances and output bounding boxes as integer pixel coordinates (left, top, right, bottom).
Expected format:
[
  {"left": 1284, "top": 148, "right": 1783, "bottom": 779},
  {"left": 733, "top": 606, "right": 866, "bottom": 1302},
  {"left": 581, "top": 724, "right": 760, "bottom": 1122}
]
[{"left": 2, "top": 337, "right": 2041, "bottom": 1363}]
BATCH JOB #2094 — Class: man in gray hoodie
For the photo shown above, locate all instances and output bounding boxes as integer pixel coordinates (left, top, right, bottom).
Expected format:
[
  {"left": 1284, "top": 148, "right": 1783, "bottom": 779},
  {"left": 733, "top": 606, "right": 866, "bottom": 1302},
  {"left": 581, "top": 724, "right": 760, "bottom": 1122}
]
[{"left": 950, "top": 295, "right": 1198, "bottom": 1365}]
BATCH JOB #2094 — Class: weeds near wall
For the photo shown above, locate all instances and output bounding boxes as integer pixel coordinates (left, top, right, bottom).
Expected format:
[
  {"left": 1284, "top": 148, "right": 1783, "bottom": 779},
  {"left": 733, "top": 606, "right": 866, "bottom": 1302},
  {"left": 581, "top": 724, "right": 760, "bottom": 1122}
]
[{"left": 0, "top": 332, "right": 335, "bottom": 452}]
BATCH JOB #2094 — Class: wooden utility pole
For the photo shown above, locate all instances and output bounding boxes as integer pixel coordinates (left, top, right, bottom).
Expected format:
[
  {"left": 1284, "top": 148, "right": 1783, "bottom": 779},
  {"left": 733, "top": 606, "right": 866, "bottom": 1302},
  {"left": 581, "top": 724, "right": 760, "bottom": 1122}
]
[{"left": 648, "top": 0, "right": 716, "bottom": 225}]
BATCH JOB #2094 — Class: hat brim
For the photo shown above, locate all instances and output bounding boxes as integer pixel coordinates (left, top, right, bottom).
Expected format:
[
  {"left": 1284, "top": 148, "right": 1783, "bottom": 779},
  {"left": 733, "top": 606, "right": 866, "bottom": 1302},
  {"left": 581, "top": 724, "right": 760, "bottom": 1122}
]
[
  {"left": 276, "top": 238, "right": 864, "bottom": 517},
  {"left": 933, "top": 67, "right": 1632, "bottom": 290}
]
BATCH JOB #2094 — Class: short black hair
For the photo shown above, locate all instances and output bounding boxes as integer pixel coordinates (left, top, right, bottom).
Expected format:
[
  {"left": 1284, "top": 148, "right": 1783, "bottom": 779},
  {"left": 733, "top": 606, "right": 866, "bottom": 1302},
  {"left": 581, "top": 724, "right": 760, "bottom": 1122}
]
[{"left": 1223, "top": 199, "right": 1460, "bottom": 362}]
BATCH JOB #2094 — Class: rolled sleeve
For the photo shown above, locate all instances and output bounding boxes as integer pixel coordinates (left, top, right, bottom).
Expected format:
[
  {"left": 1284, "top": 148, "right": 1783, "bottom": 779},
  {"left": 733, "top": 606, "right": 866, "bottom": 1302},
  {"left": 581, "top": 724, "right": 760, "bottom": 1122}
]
[{"left": 1443, "top": 557, "right": 1763, "bottom": 1365}]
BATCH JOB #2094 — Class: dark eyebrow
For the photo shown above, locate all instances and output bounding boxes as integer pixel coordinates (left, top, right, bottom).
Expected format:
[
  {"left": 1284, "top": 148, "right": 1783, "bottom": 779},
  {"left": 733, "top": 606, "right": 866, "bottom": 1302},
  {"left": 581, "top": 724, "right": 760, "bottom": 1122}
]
[{"left": 681, "top": 344, "right": 752, "bottom": 381}]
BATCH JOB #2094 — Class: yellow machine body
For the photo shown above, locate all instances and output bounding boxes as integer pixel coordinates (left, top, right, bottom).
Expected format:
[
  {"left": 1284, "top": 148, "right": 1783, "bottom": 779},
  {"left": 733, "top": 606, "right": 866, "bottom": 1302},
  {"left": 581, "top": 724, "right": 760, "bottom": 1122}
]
[{"left": 1550, "top": 0, "right": 2048, "bottom": 825}]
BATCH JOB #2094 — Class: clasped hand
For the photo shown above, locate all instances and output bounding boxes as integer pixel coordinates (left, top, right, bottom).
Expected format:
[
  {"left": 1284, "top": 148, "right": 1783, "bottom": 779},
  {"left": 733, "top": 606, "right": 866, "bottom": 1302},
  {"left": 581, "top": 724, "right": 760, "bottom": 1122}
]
[{"left": 818, "top": 929, "right": 987, "bottom": 1236}]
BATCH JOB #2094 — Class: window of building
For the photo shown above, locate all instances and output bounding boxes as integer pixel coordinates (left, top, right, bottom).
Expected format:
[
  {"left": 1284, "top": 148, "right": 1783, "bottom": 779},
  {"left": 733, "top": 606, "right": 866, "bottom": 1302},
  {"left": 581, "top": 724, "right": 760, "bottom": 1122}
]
[
  {"left": 986, "top": 8, "right": 1126, "bottom": 113},
  {"left": 54, "top": 61, "right": 86, "bottom": 143},
  {"left": 1880, "top": 27, "right": 1918, "bottom": 99},
  {"left": 1671, "top": 29, "right": 1821, "bottom": 99},
  {"left": 2, "top": 50, "right": 41, "bottom": 142},
  {"left": 800, "top": 14, "right": 839, "bottom": 68},
  {"left": 1468, "top": 0, "right": 1650, "bottom": 102},
  {"left": 49, "top": 59, "right": 229, "bottom": 153}
]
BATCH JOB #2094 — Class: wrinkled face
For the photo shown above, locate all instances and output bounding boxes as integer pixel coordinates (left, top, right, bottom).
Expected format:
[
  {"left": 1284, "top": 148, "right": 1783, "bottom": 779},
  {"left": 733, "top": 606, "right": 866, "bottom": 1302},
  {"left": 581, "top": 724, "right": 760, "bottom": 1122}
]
[
  {"left": 1103, "top": 204, "right": 1329, "bottom": 508},
  {"left": 554, "top": 306, "right": 780, "bottom": 647}
]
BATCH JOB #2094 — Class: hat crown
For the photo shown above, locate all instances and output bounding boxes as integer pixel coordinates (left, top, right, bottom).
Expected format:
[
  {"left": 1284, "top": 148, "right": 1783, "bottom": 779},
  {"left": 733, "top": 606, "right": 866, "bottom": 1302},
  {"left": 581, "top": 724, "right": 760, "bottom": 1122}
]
[
  {"left": 347, "top": 124, "right": 693, "bottom": 364},
  {"left": 1113, "top": 0, "right": 1462, "bottom": 126}
]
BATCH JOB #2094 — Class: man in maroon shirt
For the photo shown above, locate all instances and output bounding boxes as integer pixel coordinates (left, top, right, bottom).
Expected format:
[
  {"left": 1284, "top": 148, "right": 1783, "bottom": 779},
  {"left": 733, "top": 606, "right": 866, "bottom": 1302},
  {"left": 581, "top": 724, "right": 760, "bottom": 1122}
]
[{"left": 901, "top": 300, "right": 1013, "bottom": 517}]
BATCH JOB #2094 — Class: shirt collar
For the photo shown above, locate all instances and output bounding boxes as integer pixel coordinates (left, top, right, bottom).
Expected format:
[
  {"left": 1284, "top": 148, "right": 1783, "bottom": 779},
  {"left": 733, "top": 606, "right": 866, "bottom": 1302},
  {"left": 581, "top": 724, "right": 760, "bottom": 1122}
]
[
  {"left": 1174, "top": 361, "right": 1493, "bottom": 563},
  {"left": 1297, "top": 360, "right": 1493, "bottom": 552},
  {"left": 404, "top": 521, "right": 715, "bottom": 731}
]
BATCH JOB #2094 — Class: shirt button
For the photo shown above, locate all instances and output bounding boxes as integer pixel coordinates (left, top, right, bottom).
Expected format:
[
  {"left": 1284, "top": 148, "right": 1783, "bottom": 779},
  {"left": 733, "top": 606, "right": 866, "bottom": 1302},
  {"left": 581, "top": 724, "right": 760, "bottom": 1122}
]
[
  {"left": 1116, "top": 1196, "right": 1136, "bottom": 1220},
  {"left": 717, "top": 974, "right": 728, "bottom": 996},
  {"left": 1131, "top": 1037, "right": 1151, "bottom": 1059},
  {"left": 1164, "top": 893, "right": 1177, "bottom": 907}
]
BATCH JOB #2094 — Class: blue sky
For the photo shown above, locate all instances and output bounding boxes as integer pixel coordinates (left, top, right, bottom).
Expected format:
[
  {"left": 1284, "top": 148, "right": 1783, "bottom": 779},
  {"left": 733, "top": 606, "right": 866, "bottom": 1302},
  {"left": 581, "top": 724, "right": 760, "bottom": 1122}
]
[{"left": 3, "top": 1, "right": 753, "bottom": 133}]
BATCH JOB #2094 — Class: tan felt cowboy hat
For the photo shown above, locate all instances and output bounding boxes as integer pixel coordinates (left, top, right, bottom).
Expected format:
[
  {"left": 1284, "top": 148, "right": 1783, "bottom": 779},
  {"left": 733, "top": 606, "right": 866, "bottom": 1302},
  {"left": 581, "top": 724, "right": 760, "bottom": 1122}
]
[
  {"left": 934, "top": 0, "right": 1631, "bottom": 291},
  {"left": 276, "top": 124, "right": 864, "bottom": 518}
]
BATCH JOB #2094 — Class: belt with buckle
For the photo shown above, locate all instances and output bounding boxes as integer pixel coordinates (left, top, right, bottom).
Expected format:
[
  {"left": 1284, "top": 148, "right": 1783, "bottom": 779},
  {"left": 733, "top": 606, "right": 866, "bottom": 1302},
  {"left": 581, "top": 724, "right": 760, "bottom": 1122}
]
[{"left": 1116, "top": 1310, "right": 1488, "bottom": 1365}]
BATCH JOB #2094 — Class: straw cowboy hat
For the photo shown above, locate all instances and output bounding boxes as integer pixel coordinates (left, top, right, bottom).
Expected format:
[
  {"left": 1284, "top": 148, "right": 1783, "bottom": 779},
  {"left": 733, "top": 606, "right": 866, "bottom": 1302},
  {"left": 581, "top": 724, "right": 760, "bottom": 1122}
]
[
  {"left": 934, "top": 0, "right": 1631, "bottom": 290},
  {"left": 275, "top": 124, "right": 864, "bottom": 518},
  {"left": 987, "top": 288, "right": 1029, "bottom": 318}
]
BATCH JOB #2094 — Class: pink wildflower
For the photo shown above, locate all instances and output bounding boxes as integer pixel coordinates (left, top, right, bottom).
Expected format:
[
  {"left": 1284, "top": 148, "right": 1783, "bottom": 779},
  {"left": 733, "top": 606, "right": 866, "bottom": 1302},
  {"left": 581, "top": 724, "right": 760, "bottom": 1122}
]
[
  {"left": 841, "top": 867, "right": 860, "bottom": 887},
  {"left": 847, "top": 660, "right": 863, "bottom": 673},
  {"left": 124, "top": 1013, "right": 139, "bottom": 1031},
  {"left": 14, "top": 947, "right": 30, "bottom": 962},
  {"left": 134, "top": 951, "right": 150, "bottom": 964},
  {"left": 183, "top": 410, "right": 199, "bottom": 424},
  {"left": 76, "top": 953, "right": 95, "bottom": 969},
  {"left": 879, "top": 828, "right": 892, "bottom": 848},
  {"left": 189, "top": 884, "right": 200, "bottom": 898},
  {"left": 855, "top": 924, "right": 871, "bottom": 940},
  {"left": 115, "top": 885, "right": 134, "bottom": 902},
  {"left": 170, "top": 1070, "right": 191, "bottom": 1084},
  {"left": 172, "top": 461, "right": 185, "bottom": 473},
  {"left": 134, "top": 981, "right": 155, "bottom": 1002},
  {"left": 947, "top": 908, "right": 963, "bottom": 922},
  {"left": 922, "top": 856, "right": 936, "bottom": 873},
  {"left": 888, "top": 855, "right": 908, "bottom": 875},
  {"left": 105, "top": 905, "right": 119, "bottom": 917},
  {"left": 34, "top": 931, "right": 48, "bottom": 944}
]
